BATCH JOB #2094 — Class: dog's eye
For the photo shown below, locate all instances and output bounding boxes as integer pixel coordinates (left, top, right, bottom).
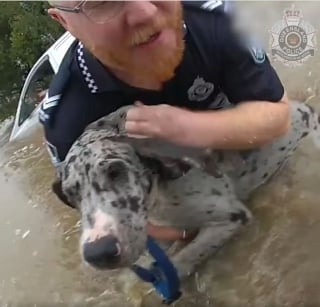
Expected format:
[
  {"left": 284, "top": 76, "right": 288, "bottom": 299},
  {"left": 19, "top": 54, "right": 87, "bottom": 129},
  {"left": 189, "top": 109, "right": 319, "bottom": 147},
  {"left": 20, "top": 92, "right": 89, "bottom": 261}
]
[
  {"left": 98, "top": 160, "right": 128, "bottom": 183},
  {"left": 107, "top": 160, "right": 127, "bottom": 181}
]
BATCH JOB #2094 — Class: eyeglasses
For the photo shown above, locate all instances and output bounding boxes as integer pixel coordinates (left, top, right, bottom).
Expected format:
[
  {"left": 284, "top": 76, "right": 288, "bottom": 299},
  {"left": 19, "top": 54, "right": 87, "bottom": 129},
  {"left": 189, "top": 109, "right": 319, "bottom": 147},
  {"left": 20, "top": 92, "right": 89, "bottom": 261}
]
[{"left": 53, "top": 1, "right": 125, "bottom": 24}]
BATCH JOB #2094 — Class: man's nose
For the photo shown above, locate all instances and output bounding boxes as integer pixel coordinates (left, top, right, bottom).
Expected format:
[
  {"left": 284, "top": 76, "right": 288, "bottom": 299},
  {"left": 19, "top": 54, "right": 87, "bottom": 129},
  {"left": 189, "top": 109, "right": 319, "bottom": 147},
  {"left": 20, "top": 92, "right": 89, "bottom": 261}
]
[
  {"left": 83, "top": 235, "right": 121, "bottom": 269},
  {"left": 124, "top": 1, "right": 158, "bottom": 27}
]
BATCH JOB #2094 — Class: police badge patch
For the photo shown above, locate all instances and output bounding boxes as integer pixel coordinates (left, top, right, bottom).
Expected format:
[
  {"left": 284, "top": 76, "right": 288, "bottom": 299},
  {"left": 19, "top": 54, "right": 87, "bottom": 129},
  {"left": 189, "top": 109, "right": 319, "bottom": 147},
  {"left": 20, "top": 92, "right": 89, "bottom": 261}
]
[{"left": 188, "top": 76, "right": 214, "bottom": 102}]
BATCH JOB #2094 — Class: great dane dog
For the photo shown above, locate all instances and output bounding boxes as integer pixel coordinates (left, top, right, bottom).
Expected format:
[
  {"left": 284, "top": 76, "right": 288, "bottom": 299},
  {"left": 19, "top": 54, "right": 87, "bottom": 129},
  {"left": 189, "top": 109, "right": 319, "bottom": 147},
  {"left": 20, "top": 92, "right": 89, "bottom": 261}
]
[{"left": 56, "top": 100, "right": 320, "bottom": 279}]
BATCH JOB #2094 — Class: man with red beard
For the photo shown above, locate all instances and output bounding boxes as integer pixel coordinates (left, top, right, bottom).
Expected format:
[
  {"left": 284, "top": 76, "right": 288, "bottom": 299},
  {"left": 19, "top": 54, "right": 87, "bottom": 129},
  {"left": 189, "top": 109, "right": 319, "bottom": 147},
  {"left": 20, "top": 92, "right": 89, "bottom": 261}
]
[{"left": 41, "top": 1, "right": 289, "bottom": 240}]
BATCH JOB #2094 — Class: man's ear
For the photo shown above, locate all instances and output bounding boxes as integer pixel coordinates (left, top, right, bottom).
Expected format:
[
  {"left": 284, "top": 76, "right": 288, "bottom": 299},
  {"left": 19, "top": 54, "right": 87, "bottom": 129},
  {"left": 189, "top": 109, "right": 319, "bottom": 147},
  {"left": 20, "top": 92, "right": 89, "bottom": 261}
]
[{"left": 48, "top": 8, "right": 69, "bottom": 30}]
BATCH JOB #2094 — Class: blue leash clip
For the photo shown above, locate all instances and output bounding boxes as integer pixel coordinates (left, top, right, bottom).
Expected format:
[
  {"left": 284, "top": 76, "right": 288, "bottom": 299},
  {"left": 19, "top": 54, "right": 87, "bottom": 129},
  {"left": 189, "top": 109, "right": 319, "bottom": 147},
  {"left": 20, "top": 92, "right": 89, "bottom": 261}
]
[{"left": 131, "top": 236, "right": 182, "bottom": 305}]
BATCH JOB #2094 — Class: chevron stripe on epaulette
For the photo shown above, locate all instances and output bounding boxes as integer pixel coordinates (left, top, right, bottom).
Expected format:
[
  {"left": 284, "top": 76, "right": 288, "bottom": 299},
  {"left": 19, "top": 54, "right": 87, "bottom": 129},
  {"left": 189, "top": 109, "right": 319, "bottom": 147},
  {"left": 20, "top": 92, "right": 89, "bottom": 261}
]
[
  {"left": 201, "top": 0, "right": 223, "bottom": 11},
  {"left": 183, "top": 0, "right": 224, "bottom": 12}
]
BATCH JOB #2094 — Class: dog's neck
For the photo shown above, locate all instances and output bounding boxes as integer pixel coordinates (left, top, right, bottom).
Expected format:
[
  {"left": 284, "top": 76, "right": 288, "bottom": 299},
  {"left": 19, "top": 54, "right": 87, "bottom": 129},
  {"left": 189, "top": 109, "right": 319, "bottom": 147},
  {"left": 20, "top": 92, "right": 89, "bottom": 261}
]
[{"left": 145, "top": 174, "right": 159, "bottom": 212}]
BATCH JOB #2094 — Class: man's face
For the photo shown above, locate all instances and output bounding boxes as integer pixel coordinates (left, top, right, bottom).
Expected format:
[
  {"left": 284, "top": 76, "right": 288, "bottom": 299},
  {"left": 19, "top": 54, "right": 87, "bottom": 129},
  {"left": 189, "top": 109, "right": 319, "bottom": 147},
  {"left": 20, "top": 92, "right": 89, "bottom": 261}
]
[{"left": 49, "top": 1, "right": 185, "bottom": 86}]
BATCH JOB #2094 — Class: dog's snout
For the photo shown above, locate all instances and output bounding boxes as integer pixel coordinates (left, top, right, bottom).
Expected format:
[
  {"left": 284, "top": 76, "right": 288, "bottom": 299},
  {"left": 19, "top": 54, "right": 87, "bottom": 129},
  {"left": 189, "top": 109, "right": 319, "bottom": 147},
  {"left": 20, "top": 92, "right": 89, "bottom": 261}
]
[{"left": 83, "top": 235, "right": 121, "bottom": 268}]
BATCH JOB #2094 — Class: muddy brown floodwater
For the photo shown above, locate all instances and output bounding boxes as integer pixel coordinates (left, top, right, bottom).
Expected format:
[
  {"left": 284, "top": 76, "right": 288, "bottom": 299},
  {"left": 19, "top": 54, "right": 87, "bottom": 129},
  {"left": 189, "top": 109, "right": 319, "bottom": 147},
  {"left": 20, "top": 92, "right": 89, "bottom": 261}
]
[{"left": 0, "top": 2, "right": 320, "bottom": 306}]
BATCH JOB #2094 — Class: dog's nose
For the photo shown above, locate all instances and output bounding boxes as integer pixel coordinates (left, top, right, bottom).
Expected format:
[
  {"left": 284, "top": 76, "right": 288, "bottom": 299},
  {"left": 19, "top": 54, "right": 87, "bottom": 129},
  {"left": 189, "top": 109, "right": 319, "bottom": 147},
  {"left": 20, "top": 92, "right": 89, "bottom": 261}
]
[{"left": 83, "top": 235, "right": 121, "bottom": 268}]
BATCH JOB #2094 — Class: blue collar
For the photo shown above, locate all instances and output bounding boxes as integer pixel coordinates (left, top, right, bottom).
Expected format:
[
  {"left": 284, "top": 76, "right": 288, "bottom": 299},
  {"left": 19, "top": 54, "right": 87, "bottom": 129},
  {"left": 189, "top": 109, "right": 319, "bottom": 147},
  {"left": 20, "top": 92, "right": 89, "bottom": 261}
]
[{"left": 131, "top": 236, "right": 182, "bottom": 305}]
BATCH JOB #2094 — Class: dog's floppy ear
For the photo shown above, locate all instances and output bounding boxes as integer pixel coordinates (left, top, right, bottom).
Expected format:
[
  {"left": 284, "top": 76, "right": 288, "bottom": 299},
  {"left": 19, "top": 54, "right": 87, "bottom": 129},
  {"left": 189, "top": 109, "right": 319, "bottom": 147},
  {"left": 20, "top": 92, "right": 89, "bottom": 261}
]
[
  {"left": 137, "top": 153, "right": 193, "bottom": 180},
  {"left": 51, "top": 178, "right": 76, "bottom": 209},
  {"left": 84, "top": 105, "right": 206, "bottom": 159},
  {"left": 51, "top": 162, "right": 76, "bottom": 209},
  {"left": 85, "top": 105, "right": 130, "bottom": 136}
]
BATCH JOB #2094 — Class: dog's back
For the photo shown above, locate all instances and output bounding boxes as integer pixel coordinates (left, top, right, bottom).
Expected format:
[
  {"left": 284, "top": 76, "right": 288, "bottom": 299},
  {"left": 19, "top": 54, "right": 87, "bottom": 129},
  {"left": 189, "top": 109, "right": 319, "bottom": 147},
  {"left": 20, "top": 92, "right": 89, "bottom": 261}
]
[{"left": 211, "top": 100, "right": 320, "bottom": 200}]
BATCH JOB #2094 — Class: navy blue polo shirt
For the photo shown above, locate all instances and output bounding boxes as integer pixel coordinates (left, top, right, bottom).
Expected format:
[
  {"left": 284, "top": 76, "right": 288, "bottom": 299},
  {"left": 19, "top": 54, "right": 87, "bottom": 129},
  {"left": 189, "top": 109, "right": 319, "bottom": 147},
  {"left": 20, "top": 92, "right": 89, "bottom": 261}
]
[{"left": 39, "top": 1, "right": 284, "bottom": 167}]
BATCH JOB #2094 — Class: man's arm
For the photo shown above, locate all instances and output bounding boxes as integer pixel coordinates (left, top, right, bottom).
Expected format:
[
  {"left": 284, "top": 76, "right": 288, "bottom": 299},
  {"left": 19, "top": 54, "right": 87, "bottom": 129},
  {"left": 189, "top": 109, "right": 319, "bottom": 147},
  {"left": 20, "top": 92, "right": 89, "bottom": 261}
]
[
  {"left": 178, "top": 93, "right": 290, "bottom": 149},
  {"left": 125, "top": 93, "right": 289, "bottom": 150}
]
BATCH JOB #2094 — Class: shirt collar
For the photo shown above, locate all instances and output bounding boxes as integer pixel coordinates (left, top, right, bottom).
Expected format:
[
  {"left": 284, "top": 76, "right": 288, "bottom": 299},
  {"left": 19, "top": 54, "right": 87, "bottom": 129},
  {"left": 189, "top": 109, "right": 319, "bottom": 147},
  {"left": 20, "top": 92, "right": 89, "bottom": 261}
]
[{"left": 77, "top": 42, "right": 120, "bottom": 93}]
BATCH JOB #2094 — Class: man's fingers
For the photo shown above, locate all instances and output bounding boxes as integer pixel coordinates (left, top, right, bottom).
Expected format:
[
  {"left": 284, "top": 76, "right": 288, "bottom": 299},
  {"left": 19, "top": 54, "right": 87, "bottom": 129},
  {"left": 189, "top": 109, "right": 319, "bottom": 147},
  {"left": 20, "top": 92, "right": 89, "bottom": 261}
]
[
  {"left": 134, "top": 100, "right": 144, "bottom": 107},
  {"left": 126, "top": 108, "right": 144, "bottom": 121},
  {"left": 126, "top": 105, "right": 150, "bottom": 121},
  {"left": 126, "top": 103, "right": 166, "bottom": 121},
  {"left": 181, "top": 229, "right": 199, "bottom": 243},
  {"left": 125, "top": 120, "right": 161, "bottom": 137}
]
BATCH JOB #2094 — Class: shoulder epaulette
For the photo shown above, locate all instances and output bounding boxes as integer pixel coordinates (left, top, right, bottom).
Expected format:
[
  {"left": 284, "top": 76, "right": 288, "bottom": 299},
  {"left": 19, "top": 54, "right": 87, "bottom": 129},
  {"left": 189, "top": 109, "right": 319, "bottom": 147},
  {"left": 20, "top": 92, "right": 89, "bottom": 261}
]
[
  {"left": 182, "top": 0, "right": 225, "bottom": 12},
  {"left": 39, "top": 38, "right": 78, "bottom": 127}
]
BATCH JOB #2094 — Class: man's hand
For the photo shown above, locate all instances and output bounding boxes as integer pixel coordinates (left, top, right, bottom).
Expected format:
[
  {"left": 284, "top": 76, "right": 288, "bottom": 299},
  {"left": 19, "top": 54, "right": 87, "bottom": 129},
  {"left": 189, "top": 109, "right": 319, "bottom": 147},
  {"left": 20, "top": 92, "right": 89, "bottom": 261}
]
[
  {"left": 147, "top": 222, "right": 199, "bottom": 242},
  {"left": 125, "top": 101, "right": 189, "bottom": 143}
]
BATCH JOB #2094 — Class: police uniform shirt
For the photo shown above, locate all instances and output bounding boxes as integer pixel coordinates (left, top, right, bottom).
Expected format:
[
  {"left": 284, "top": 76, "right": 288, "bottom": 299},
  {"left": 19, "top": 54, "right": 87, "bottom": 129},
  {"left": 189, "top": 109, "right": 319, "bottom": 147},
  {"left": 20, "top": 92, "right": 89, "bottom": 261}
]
[{"left": 40, "top": 1, "right": 285, "bottom": 167}]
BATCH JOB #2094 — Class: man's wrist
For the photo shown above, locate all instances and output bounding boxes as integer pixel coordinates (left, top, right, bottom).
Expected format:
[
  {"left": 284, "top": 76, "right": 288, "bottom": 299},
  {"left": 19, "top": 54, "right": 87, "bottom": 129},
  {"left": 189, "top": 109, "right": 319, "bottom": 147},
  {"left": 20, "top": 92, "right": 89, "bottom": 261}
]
[
  {"left": 175, "top": 109, "right": 213, "bottom": 148},
  {"left": 174, "top": 109, "right": 204, "bottom": 147}
]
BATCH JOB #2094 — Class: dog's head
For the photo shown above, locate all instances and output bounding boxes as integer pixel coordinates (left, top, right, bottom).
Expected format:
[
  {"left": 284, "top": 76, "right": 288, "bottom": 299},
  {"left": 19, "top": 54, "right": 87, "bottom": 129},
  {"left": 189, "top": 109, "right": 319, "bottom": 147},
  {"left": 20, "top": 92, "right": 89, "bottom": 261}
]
[
  {"left": 60, "top": 129, "right": 153, "bottom": 270},
  {"left": 55, "top": 106, "right": 197, "bottom": 271}
]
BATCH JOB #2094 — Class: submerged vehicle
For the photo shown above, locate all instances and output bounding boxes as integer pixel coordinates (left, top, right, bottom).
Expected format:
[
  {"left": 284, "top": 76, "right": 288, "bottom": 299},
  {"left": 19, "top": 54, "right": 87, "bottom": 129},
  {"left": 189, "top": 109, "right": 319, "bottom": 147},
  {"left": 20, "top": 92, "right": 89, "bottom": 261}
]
[{"left": 9, "top": 31, "right": 75, "bottom": 142}]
